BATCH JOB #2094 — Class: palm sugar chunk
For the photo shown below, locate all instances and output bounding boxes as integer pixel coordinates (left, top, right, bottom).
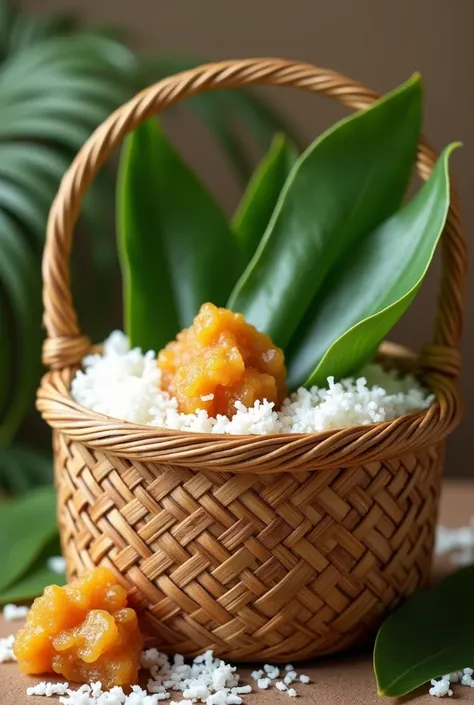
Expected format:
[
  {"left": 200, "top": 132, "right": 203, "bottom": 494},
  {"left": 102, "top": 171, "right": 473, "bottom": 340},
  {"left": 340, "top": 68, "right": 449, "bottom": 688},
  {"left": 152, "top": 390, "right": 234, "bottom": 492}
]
[
  {"left": 158, "top": 302, "right": 287, "bottom": 417},
  {"left": 14, "top": 567, "right": 142, "bottom": 689}
]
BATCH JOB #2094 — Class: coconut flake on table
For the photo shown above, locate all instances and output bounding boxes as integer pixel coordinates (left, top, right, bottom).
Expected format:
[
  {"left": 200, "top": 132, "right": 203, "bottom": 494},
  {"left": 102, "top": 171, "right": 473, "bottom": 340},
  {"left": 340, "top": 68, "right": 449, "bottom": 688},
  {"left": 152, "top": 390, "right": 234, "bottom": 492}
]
[
  {"left": 435, "top": 521, "right": 474, "bottom": 566},
  {"left": 3, "top": 604, "right": 29, "bottom": 621},
  {"left": 71, "top": 331, "right": 434, "bottom": 435},
  {"left": 20, "top": 651, "right": 310, "bottom": 703},
  {"left": 428, "top": 669, "right": 474, "bottom": 698},
  {"left": 47, "top": 556, "right": 67, "bottom": 575},
  {"left": 0, "top": 634, "right": 16, "bottom": 662},
  {"left": 26, "top": 681, "right": 69, "bottom": 696}
]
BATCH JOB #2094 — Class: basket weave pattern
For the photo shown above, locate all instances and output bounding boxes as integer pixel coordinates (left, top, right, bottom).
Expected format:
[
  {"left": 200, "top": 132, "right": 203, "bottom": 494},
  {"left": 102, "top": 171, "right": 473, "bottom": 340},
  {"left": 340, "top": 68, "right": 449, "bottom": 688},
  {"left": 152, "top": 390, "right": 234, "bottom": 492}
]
[
  {"left": 56, "top": 433, "right": 442, "bottom": 660},
  {"left": 38, "top": 59, "right": 466, "bottom": 661}
]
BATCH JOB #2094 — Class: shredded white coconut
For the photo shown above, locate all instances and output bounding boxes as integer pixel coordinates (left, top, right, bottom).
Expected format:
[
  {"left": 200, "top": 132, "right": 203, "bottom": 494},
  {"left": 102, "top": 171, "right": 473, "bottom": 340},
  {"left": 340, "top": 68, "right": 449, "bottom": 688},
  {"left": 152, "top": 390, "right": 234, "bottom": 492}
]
[
  {"left": 435, "top": 521, "right": 474, "bottom": 566},
  {"left": 27, "top": 681, "right": 70, "bottom": 696},
  {"left": 53, "top": 683, "right": 166, "bottom": 705},
  {"left": 21, "top": 650, "right": 314, "bottom": 704},
  {"left": 430, "top": 677, "right": 453, "bottom": 698},
  {"left": 47, "top": 556, "right": 67, "bottom": 575},
  {"left": 0, "top": 634, "right": 16, "bottom": 662},
  {"left": 263, "top": 664, "right": 280, "bottom": 680},
  {"left": 14, "top": 645, "right": 474, "bottom": 703},
  {"left": 4, "top": 587, "right": 470, "bottom": 705},
  {"left": 257, "top": 678, "right": 270, "bottom": 690},
  {"left": 3, "top": 604, "right": 29, "bottom": 621},
  {"left": 143, "top": 649, "right": 243, "bottom": 703},
  {"left": 71, "top": 332, "right": 433, "bottom": 435},
  {"left": 8, "top": 620, "right": 309, "bottom": 704},
  {"left": 428, "top": 669, "right": 474, "bottom": 698}
]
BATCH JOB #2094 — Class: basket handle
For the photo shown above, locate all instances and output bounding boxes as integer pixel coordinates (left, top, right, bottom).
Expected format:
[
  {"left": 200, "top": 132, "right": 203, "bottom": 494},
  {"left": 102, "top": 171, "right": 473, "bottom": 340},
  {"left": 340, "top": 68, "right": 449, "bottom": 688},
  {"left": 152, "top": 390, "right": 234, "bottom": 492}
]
[{"left": 42, "top": 58, "right": 467, "bottom": 376}]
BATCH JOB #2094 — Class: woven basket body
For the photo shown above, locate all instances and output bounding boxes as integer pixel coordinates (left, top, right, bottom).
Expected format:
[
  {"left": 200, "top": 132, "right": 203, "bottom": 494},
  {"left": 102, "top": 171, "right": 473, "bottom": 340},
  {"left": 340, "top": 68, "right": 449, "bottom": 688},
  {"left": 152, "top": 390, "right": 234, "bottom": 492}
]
[
  {"left": 38, "top": 59, "right": 466, "bottom": 661},
  {"left": 55, "top": 430, "right": 443, "bottom": 660}
]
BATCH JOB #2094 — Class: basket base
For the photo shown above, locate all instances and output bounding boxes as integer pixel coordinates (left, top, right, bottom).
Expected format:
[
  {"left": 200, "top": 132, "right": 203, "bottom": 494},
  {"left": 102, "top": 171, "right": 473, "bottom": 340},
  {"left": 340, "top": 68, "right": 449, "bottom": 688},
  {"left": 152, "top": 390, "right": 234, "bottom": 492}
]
[{"left": 54, "top": 433, "right": 443, "bottom": 662}]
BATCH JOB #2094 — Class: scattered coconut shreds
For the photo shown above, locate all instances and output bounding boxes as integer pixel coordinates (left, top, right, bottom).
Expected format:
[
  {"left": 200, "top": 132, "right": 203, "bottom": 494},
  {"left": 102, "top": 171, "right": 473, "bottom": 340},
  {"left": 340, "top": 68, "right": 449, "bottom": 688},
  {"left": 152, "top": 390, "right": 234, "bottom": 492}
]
[
  {"left": 263, "top": 664, "right": 280, "bottom": 680},
  {"left": 3, "top": 604, "right": 29, "bottom": 621},
  {"left": 435, "top": 521, "right": 474, "bottom": 566},
  {"left": 430, "top": 678, "right": 454, "bottom": 698},
  {"left": 257, "top": 678, "right": 270, "bottom": 690},
  {"left": 47, "top": 556, "right": 67, "bottom": 575},
  {"left": 71, "top": 331, "right": 434, "bottom": 435},
  {"left": 0, "top": 634, "right": 16, "bottom": 662},
  {"left": 21, "top": 651, "right": 311, "bottom": 703},
  {"left": 200, "top": 393, "right": 215, "bottom": 402},
  {"left": 2, "top": 587, "right": 470, "bottom": 704},
  {"left": 27, "top": 682, "right": 70, "bottom": 697},
  {"left": 428, "top": 669, "right": 474, "bottom": 698},
  {"left": 14, "top": 639, "right": 474, "bottom": 702}
]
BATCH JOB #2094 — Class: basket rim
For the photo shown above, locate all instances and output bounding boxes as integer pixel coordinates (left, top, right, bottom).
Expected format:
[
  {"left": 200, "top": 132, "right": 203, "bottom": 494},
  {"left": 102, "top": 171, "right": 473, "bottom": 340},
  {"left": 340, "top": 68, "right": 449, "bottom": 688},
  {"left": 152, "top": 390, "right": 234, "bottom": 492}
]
[{"left": 37, "top": 343, "right": 462, "bottom": 474}]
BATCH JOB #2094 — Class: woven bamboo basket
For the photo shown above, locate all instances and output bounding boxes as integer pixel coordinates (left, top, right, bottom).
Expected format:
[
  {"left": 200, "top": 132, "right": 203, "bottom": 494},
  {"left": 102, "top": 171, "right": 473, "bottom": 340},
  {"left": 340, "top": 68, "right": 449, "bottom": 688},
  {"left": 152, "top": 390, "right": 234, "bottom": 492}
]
[{"left": 37, "top": 58, "right": 466, "bottom": 662}]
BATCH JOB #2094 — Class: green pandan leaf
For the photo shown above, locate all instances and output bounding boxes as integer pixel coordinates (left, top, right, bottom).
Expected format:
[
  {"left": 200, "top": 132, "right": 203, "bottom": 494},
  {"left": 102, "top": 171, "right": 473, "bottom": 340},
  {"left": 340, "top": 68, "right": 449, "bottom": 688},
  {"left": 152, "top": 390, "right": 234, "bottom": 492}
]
[
  {"left": 374, "top": 566, "right": 474, "bottom": 697},
  {"left": 228, "top": 75, "right": 422, "bottom": 349},
  {"left": 0, "top": 564, "right": 65, "bottom": 604},
  {"left": 117, "top": 120, "right": 179, "bottom": 352},
  {"left": 287, "top": 144, "right": 457, "bottom": 389},
  {"left": 0, "top": 486, "right": 58, "bottom": 593},
  {"left": 117, "top": 118, "right": 243, "bottom": 352},
  {"left": 0, "top": 445, "right": 53, "bottom": 495},
  {"left": 232, "top": 134, "right": 298, "bottom": 262},
  {"left": 0, "top": 537, "right": 65, "bottom": 605}
]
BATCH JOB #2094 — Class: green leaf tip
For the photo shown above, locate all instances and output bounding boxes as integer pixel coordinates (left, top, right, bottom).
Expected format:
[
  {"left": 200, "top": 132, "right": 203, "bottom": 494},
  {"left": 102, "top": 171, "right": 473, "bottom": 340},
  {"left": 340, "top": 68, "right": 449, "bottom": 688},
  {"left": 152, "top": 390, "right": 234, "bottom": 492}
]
[
  {"left": 286, "top": 139, "right": 456, "bottom": 389},
  {"left": 447, "top": 140, "right": 462, "bottom": 152},
  {"left": 373, "top": 565, "right": 474, "bottom": 698},
  {"left": 374, "top": 71, "right": 422, "bottom": 108},
  {"left": 408, "top": 70, "right": 422, "bottom": 85}
]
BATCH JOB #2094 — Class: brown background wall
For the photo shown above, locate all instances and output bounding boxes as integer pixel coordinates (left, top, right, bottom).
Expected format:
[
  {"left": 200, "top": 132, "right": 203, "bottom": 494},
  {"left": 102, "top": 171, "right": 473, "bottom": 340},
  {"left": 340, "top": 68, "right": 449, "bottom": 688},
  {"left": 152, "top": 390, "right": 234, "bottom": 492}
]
[{"left": 24, "top": 0, "right": 473, "bottom": 476}]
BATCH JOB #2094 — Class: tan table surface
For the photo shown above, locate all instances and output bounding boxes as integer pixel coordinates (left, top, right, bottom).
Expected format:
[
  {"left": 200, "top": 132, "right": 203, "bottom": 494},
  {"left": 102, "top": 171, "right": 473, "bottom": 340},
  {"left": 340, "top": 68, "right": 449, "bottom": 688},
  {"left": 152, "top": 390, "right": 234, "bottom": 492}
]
[{"left": 1, "top": 480, "right": 473, "bottom": 704}]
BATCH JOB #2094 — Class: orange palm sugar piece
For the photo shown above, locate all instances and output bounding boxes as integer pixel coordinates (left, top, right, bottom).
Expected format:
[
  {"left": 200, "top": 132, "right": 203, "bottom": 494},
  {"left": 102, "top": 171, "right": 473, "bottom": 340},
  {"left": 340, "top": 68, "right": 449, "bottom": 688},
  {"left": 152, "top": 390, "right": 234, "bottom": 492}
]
[
  {"left": 52, "top": 610, "right": 119, "bottom": 662},
  {"left": 13, "top": 583, "right": 85, "bottom": 674},
  {"left": 213, "top": 368, "right": 279, "bottom": 415},
  {"left": 158, "top": 302, "right": 287, "bottom": 417},
  {"left": 64, "top": 566, "right": 128, "bottom": 612},
  {"left": 52, "top": 609, "right": 142, "bottom": 689},
  {"left": 13, "top": 624, "right": 56, "bottom": 675},
  {"left": 14, "top": 567, "right": 143, "bottom": 689}
]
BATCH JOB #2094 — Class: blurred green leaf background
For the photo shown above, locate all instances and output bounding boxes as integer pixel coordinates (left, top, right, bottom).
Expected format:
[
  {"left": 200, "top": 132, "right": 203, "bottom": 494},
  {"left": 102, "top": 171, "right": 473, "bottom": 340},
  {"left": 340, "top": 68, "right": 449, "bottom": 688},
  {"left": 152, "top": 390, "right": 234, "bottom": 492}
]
[{"left": 0, "top": 0, "right": 297, "bottom": 497}]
